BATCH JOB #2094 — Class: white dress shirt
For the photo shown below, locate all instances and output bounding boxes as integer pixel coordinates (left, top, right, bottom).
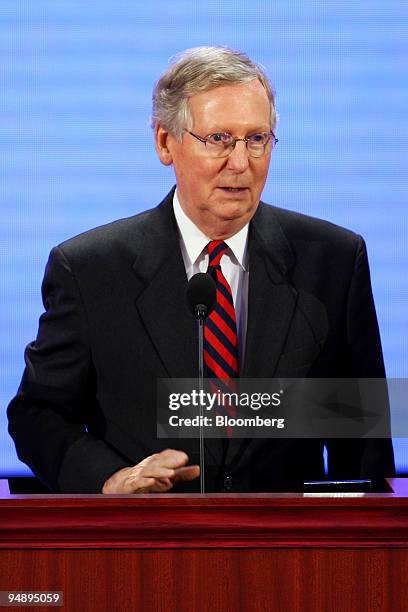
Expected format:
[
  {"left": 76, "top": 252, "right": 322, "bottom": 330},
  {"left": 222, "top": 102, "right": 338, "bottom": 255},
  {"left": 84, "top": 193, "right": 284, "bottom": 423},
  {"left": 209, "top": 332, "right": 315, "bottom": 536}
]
[{"left": 173, "top": 190, "right": 249, "bottom": 364}]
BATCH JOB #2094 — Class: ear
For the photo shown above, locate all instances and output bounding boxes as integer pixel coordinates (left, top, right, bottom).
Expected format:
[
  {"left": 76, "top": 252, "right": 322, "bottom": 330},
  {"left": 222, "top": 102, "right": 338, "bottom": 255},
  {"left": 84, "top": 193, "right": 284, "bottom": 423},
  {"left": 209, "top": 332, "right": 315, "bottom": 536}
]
[{"left": 154, "top": 124, "right": 174, "bottom": 166}]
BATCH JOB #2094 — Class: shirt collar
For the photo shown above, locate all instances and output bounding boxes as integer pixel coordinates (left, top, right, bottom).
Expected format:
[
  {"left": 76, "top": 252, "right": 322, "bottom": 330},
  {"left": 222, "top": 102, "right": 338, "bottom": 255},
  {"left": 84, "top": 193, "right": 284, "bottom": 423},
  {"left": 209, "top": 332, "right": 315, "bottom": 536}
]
[{"left": 173, "top": 189, "right": 248, "bottom": 270}]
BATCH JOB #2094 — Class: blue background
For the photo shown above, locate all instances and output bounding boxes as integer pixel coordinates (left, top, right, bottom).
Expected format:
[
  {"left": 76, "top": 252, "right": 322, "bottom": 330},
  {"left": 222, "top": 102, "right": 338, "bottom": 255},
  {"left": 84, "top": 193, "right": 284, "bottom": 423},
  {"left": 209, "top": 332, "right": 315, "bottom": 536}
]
[{"left": 1, "top": 1, "right": 407, "bottom": 476}]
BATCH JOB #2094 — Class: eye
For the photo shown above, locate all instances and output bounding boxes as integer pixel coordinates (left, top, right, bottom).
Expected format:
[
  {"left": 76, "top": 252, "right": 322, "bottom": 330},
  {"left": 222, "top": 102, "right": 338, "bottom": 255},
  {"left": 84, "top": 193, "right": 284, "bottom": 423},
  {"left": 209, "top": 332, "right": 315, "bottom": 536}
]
[
  {"left": 207, "top": 133, "right": 233, "bottom": 144},
  {"left": 249, "top": 133, "right": 267, "bottom": 144}
]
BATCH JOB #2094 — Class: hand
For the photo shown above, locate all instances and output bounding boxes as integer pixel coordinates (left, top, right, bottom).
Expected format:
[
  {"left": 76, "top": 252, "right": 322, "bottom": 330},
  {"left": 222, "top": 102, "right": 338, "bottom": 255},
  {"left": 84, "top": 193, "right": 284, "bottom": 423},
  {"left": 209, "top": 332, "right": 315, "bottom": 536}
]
[{"left": 102, "top": 449, "right": 200, "bottom": 494}]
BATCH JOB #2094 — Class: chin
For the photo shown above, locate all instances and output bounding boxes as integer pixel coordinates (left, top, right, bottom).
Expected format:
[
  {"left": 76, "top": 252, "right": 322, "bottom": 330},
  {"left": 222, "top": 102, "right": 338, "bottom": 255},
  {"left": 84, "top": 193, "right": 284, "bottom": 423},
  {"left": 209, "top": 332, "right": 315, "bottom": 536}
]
[{"left": 221, "top": 201, "right": 255, "bottom": 218}]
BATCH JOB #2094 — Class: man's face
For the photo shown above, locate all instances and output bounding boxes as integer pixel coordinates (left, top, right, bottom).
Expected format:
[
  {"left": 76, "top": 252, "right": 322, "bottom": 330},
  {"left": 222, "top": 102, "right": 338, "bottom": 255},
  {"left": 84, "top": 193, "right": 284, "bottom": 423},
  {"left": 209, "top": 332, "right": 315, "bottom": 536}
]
[{"left": 155, "top": 79, "right": 273, "bottom": 237}]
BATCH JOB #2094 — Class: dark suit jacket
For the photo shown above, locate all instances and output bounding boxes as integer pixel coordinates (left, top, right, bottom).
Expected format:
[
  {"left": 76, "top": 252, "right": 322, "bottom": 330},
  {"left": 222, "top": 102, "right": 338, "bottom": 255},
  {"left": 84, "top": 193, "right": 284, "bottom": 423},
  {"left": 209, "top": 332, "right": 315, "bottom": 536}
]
[{"left": 7, "top": 188, "right": 395, "bottom": 492}]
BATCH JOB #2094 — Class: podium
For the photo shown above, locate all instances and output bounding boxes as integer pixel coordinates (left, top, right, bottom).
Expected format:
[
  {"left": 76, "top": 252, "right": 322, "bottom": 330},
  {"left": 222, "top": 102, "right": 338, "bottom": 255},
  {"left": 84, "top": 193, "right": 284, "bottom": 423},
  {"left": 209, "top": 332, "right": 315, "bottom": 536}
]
[{"left": 0, "top": 479, "right": 408, "bottom": 611}]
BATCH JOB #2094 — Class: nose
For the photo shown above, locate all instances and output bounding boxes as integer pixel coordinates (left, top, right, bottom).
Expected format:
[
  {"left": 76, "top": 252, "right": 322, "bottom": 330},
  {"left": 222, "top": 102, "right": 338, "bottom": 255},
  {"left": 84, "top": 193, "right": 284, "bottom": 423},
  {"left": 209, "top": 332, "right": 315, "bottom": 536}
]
[{"left": 225, "top": 140, "right": 250, "bottom": 172}]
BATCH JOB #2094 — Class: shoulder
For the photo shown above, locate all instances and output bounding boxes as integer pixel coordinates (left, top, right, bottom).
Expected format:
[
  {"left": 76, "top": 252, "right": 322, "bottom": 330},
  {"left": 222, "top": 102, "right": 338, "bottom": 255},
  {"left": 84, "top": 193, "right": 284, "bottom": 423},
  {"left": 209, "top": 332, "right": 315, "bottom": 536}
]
[
  {"left": 58, "top": 208, "right": 153, "bottom": 258},
  {"left": 251, "top": 202, "right": 365, "bottom": 279},
  {"left": 56, "top": 189, "right": 175, "bottom": 264},
  {"left": 258, "top": 202, "right": 360, "bottom": 242},
  {"left": 257, "top": 201, "right": 361, "bottom": 246}
]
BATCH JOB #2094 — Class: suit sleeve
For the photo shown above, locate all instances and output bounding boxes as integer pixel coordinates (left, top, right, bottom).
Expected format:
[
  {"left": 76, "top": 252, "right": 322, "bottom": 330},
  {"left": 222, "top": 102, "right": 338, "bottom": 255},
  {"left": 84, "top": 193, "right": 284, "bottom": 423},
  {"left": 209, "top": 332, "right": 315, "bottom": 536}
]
[
  {"left": 326, "top": 236, "right": 395, "bottom": 480},
  {"left": 7, "top": 246, "right": 130, "bottom": 492}
]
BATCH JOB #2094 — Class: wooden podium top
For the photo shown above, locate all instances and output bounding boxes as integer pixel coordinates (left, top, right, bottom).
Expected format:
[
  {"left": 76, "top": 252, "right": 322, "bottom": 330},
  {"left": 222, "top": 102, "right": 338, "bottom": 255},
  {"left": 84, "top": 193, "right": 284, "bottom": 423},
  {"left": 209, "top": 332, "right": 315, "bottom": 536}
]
[{"left": 0, "top": 478, "right": 407, "bottom": 550}]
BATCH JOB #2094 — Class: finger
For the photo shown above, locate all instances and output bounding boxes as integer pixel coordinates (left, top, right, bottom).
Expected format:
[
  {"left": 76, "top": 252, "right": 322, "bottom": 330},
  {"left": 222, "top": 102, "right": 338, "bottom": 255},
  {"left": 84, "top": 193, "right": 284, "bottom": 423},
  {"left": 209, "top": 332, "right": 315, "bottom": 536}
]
[
  {"left": 114, "top": 477, "right": 154, "bottom": 494},
  {"left": 140, "top": 465, "right": 176, "bottom": 480},
  {"left": 127, "top": 476, "right": 156, "bottom": 493},
  {"left": 152, "top": 449, "right": 190, "bottom": 469},
  {"left": 150, "top": 478, "right": 174, "bottom": 492},
  {"left": 173, "top": 465, "right": 200, "bottom": 482},
  {"left": 136, "top": 477, "right": 174, "bottom": 494}
]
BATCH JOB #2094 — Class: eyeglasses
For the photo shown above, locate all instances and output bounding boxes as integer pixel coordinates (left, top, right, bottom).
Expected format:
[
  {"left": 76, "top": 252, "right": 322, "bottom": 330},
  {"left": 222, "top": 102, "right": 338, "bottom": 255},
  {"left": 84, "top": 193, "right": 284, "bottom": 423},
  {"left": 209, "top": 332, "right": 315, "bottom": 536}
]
[{"left": 186, "top": 130, "right": 278, "bottom": 158}]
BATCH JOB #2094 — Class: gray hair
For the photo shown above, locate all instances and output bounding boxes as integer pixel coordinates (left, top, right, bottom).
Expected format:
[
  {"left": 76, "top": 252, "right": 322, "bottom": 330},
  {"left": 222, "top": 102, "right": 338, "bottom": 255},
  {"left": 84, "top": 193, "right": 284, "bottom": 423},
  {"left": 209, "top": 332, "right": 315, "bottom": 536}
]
[{"left": 151, "top": 46, "right": 276, "bottom": 140}]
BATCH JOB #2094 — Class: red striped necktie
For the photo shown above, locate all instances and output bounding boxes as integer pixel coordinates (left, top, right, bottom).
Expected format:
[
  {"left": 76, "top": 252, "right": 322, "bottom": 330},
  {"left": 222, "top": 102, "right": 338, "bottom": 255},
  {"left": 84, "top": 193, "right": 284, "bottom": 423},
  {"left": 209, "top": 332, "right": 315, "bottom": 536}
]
[{"left": 203, "top": 240, "right": 239, "bottom": 380}]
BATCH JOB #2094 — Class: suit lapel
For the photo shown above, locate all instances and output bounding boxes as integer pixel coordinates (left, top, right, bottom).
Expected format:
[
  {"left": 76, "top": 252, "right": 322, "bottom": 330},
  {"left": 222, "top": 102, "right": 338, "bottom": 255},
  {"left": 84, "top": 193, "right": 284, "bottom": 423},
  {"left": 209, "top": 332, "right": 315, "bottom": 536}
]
[
  {"left": 226, "top": 203, "right": 298, "bottom": 467},
  {"left": 132, "top": 191, "right": 197, "bottom": 379},
  {"left": 242, "top": 203, "right": 297, "bottom": 377}
]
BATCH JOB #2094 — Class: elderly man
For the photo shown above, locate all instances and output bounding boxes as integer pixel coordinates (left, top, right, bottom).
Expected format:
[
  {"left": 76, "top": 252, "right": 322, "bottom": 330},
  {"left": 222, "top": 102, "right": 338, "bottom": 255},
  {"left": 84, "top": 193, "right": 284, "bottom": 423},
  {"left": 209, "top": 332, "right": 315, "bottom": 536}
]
[{"left": 8, "top": 47, "right": 394, "bottom": 493}]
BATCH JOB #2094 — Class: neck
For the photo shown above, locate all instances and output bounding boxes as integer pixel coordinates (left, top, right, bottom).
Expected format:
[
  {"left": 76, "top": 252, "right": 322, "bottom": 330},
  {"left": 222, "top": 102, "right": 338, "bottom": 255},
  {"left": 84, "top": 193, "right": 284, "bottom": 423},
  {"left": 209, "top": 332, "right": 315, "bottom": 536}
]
[{"left": 199, "top": 221, "right": 246, "bottom": 241}]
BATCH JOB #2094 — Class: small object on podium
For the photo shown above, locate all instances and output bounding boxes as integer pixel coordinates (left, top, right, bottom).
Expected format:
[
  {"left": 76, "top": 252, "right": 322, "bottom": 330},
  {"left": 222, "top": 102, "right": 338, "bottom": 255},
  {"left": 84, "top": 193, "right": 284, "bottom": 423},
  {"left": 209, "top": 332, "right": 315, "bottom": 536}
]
[{"left": 303, "top": 479, "right": 372, "bottom": 493}]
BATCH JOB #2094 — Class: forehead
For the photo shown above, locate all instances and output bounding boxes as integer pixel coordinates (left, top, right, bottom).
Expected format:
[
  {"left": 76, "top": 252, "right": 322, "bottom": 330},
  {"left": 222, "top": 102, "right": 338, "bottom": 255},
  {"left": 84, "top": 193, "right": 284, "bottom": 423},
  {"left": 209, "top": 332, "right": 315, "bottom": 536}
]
[{"left": 188, "top": 79, "right": 271, "bottom": 132}]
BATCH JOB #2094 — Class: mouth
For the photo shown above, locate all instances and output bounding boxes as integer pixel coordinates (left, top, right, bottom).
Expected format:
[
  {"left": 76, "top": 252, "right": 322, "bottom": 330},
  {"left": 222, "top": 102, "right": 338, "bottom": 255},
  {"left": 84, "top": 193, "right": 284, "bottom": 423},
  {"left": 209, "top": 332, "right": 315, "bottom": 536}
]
[{"left": 218, "top": 187, "right": 248, "bottom": 193}]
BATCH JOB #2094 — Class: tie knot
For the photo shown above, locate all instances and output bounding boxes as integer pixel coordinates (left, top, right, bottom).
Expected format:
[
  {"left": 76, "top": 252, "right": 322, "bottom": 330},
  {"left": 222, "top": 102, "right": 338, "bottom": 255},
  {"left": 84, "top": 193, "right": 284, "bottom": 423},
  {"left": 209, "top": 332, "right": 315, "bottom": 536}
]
[{"left": 207, "top": 240, "right": 228, "bottom": 267}]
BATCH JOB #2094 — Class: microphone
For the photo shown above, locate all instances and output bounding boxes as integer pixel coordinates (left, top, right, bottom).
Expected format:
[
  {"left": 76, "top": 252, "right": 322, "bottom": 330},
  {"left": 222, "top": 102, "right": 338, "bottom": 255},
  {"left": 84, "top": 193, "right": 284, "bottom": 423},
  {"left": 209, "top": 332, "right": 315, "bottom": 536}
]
[
  {"left": 186, "top": 273, "right": 216, "bottom": 495},
  {"left": 186, "top": 273, "right": 216, "bottom": 320}
]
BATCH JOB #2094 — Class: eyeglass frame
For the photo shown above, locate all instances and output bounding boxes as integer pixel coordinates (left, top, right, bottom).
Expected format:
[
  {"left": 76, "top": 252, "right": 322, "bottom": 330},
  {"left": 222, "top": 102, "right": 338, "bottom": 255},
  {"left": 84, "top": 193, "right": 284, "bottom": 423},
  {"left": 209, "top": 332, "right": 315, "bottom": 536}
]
[{"left": 185, "top": 130, "right": 279, "bottom": 158}]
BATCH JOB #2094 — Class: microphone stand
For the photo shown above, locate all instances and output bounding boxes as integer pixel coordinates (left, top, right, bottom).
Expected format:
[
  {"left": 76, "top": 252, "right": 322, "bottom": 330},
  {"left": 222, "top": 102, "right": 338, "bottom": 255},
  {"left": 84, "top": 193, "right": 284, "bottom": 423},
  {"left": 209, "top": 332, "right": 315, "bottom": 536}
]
[
  {"left": 196, "top": 306, "right": 206, "bottom": 494},
  {"left": 186, "top": 272, "right": 216, "bottom": 495}
]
